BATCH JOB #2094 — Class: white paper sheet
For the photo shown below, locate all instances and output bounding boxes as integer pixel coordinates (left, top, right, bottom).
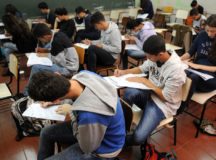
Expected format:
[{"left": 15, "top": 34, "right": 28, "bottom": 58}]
[
  {"left": 0, "top": 34, "right": 11, "bottom": 40},
  {"left": 23, "top": 103, "right": 66, "bottom": 121},
  {"left": 104, "top": 74, "right": 151, "bottom": 90},
  {"left": 186, "top": 68, "right": 214, "bottom": 81},
  {"left": 121, "top": 35, "right": 129, "bottom": 41},
  {"left": 125, "top": 44, "right": 141, "bottom": 51},
  {"left": 137, "top": 14, "right": 149, "bottom": 19},
  {"left": 0, "top": 22, "right": 4, "bottom": 27},
  {"left": 27, "top": 53, "right": 52, "bottom": 67},
  {"left": 74, "top": 43, "right": 89, "bottom": 49}
]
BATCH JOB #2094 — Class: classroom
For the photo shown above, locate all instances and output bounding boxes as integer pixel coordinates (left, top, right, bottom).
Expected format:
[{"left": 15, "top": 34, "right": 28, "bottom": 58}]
[{"left": 0, "top": 0, "right": 216, "bottom": 159}]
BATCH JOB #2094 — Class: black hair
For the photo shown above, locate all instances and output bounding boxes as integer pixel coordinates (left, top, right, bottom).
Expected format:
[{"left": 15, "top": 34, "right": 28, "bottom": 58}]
[
  {"left": 191, "top": 0, "right": 198, "bottom": 7},
  {"left": 143, "top": 35, "right": 166, "bottom": 55},
  {"left": 190, "top": 8, "right": 199, "bottom": 16},
  {"left": 38, "top": 2, "right": 48, "bottom": 9},
  {"left": 90, "top": 11, "right": 105, "bottom": 25},
  {"left": 126, "top": 18, "right": 143, "bottom": 29},
  {"left": 206, "top": 14, "right": 216, "bottom": 27},
  {"left": 2, "top": 14, "right": 31, "bottom": 40},
  {"left": 75, "top": 6, "right": 85, "bottom": 14},
  {"left": 32, "top": 23, "right": 52, "bottom": 38},
  {"left": 5, "top": 4, "right": 19, "bottom": 15},
  {"left": 28, "top": 72, "right": 71, "bottom": 102},
  {"left": 54, "top": 7, "right": 68, "bottom": 16}
]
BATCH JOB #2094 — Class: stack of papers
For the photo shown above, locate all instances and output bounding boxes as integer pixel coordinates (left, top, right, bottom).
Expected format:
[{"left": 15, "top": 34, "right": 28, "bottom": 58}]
[
  {"left": 27, "top": 53, "right": 52, "bottom": 67},
  {"left": 137, "top": 14, "right": 149, "bottom": 19},
  {"left": 104, "top": 74, "right": 151, "bottom": 90},
  {"left": 125, "top": 44, "right": 141, "bottom": 51},
  {"left": 74, "top": 43, "right": 89, "bottom": 49},
  {"left": 23, "top": 103, "right": 66, "bottom": 121},
  {"left": 187, "top": 68, "right": 214, "bottom": 81}
]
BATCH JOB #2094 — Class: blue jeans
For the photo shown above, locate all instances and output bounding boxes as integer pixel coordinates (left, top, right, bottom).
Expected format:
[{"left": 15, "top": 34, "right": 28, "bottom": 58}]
[
  {"left": 1, "top": 42, "right": 18, "bottom": 62},
  {"left": 122, "top": 50, "right": 145, "bottom": 69},
  {"left": 123, "top": 88, "right": 165, "bottom": 146},
  {"left": 24, "top": 64, "right": 70, "bottom": 96},
  {"left": 39, "top": 121, "right": 115, "bottom": 160}
]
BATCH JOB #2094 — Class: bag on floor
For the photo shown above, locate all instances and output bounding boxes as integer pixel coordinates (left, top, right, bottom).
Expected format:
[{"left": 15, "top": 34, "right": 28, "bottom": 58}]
[
  {"left": 141, "top": 143, "right": 177, "bottom": 160},
  {"left": 11, "top": 97, "right": 50, "bottom": 141}
]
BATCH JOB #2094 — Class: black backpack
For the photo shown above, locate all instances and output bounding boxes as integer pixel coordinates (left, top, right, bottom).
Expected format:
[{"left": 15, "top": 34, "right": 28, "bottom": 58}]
[{"left": 11, "top": 97, "right": 49, "bottom": 141}]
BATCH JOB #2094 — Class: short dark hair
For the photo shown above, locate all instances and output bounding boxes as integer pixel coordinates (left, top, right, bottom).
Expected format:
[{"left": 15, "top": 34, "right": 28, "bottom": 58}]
[
  {"left": 90, "top": 11, "right": 105, "bottom": 25},
  {"left": 54, "top": 7, "right": 68, "bottom": 15},
  {"left": 28, "top": 72, "right": 71, "bottom": 102},
  {"left": 126, "top": 18, "right": 143, "bottom": 29},
  {"left": 191, "top": 0, "right": 197, "bottom": 7},
  {"left": 206, "top": 14, "right": 216, "bottom": 28},
  {"left": 143, "top": 35, "right": 166, "bottom": 55},
  {"left": 75, "top": 6, "right": 85, "bottom": 14},
  {"left": 190, "top": 8, "right": 199, "bottom": 16},
  {"left": 33, "top": 23, "right": 52, "bottom": 38},
  {"left": 38, "top": 2, "right": 48, "bottom": 9}
]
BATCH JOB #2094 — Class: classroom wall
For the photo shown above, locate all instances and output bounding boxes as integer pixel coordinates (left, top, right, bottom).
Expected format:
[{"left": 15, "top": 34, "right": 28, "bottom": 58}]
[
  {"left": 0, "top": 0, "right": 134, "bottom": 18},
  {"left": 135, "top": 0, "right": 216, "bottom": 14}
]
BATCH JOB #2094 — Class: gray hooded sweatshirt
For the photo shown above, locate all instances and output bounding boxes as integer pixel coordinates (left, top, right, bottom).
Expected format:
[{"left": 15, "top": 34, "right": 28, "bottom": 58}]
[{"left": 92, "top": 21, "right": 122, "bottom": 59}]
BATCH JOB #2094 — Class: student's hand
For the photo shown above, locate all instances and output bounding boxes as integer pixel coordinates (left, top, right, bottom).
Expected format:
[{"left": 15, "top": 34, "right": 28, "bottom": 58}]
[
  {"left": 36, "top": 53, "right": 49, "bottom": 57},
  {"left": 95, "top": 43, "right": 103, "bottom": 48},
  {"left": 184, "top": 61, "right": 199, "bottom": 69},
  {"left": 56, "top": 104, "right": 72, "bottom": 115},
  {"left": 128, "top": 36, "right": 136, "bottom": 41},
  {"left": 41, "top": 102, "right": 54, "bottom": 108},
  {"left": 114, "top": 69, "right": 126, "bottom": 77},
  {"left": 82, "top": 39, "right": 92, "bottom": 45}
]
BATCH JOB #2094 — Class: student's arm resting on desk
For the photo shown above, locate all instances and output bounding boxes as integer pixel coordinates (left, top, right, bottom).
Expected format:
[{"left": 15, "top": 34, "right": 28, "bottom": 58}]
[
  {"left": 64, "top": 47, "right": 79, "bottom": 73},
  {"left": 186, "top": 61, "right": 216, "bottom": 72}
]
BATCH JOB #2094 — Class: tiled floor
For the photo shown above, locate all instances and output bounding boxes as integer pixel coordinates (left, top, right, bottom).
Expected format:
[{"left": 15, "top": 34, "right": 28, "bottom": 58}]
[{"left": 0, "top": 60, "right": 216, "bottom": 160}]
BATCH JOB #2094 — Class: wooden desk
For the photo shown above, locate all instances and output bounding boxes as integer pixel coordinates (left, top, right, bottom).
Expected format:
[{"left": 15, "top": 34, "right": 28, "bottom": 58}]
[{"left": 166, "top": 43, "right": 182, "bottom": 51}]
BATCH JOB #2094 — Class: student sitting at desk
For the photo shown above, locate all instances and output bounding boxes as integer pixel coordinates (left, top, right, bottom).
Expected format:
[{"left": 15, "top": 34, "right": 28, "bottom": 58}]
[
  {"left": 82, "top": 11, "right": 121, "bottom": 72},
  {"left": 123, "top": 18, "right": 156, "bottom": 69},
  {"left": 31, "top": 23, "right": 79, "bottom": 78},
  {"left": 38, "top": 2, "right": 56, "bottom": 29},
  {"left": 115, "top": 35, "right": 186, "bottom": 146},
  {"left": 1, "top": 14, "right": 37, "bottom": 76},
  {"left": 181, "top": 15, "right": 216, "bottom": 99},
  {"left": 74, "top": 6, "right": 100, "bottom": 42},
  {"left": 190, "top": 8, "right": 206, "bottom": 34},
  {"left": 28, "top": 71, "right": 125, "bottom": 160},
  {"left": 191, "top": 0, "right": 204, "bottom": 15},
  {"left": 5, "top": 4, "right": 23, "bottom": 19},
  {"left": 54, "top": 7, "right": 76, "bottom": 39}
]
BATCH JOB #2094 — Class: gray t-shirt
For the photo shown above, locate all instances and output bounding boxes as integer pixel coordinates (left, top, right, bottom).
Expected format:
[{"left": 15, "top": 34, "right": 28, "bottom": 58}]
[{"left": 139, "top": 50, "right": 186, "bottom": 117}]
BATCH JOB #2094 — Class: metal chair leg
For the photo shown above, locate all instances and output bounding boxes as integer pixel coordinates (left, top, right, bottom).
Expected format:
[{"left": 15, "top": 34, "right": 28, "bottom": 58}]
[
  {"left": 173, "top": 119, "right": 177, "bottom": 145},
  {"left": 195, "top": 103, "right": 207, "bottom": 138}
]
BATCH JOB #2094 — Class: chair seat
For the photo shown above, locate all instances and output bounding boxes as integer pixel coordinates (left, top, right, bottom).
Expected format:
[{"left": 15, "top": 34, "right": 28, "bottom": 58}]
[
  {"left": 191, "top": 90, "right": 216, "bottom": 105},
  {"left": 0, "top": 83, "right": 12, "bottom": 99},
  {"left": 96, "top": 65, "right": 117, "bottom": 73}
]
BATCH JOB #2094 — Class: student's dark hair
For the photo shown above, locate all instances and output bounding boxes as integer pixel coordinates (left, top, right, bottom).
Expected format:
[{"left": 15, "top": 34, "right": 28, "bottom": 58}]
[
  {"left": 33, "top": 23, "right": 52, "bottom": 38},
  {"left": 75, "top": 6, "right": 85, "bottom": 14},
  {"left": 28, "top": 72, "right": 71, "bottom": 102},
  {"left": 191, "top": 0, "right": 198, "bottom": 7},
  {"left": 143, "top": 35, "right": 166, "bottom": 55},
  {"left": 90, "top": 11, "right": 105, "bottom": 24},
  {"left": 2, "top": 14, "right": 32, "bottom": 40},
  {"left": 206, "top": 14, "right": 216, "bottom": 27},
  {"left": 54, "top": 7, "right": 68, "bottom": 15},
  {"left": 126, "top": 18, "right": 143, "bottom": 29},
  {"left": 38, "top": 2, "right": 48, "bottom": 9},
  {"left": 190, "top": 8, "right": 199, "bottom": 16},
  {"left": 5, "top": 4, "right": 18, "bottom": 15}
]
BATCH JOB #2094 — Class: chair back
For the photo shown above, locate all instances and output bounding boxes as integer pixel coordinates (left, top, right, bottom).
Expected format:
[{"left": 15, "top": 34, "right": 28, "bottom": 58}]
[{"left": 74, "top": 45, "right": 85, "bottom": 65}]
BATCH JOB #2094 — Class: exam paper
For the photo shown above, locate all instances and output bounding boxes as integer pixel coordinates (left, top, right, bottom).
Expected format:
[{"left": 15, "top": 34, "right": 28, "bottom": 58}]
[
  {"left": 125, "top": 44, "right": 141, "bottom": 51},
  {"left": 104, "top": 74, "right": 151, "bottom": 90},
  {"left": 27, "top": 53, "right": 52, "bottom": 67},
  {"left": 187, "top": 68, "right": 214, "bottom": 81},
  {"left": 74, "top": 43, "right": 89, "bottom": 49},
  {"left": 23, "top": 103, "right": 66, "bottom": 121}
]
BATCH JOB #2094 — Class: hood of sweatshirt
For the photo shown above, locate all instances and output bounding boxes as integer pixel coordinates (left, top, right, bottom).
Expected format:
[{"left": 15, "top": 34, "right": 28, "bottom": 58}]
[
  {"left": 104, "top": 21, "right": 119, "bottom": 34},
  {"left": 71, "top": 71, "right": 118, "bottom": 116}
]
